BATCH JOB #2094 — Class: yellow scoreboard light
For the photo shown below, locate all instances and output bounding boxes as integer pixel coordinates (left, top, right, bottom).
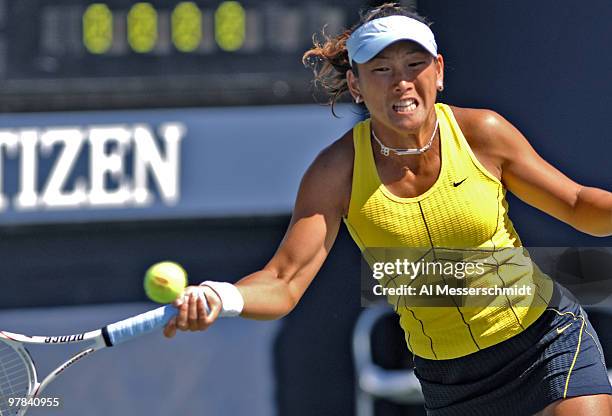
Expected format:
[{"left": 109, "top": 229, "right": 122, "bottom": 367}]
[
  {"left": 83, "top": 4, "right": 113, "bottom": 54},
  {"left": 172, "top": 2, "right": 202, "bottom": 53},
  {"left": 215, "top": 1, "right": 246, "bottom": 52},
  {"left": 127, "top": 2, "right": 158, "bottom": 53}
]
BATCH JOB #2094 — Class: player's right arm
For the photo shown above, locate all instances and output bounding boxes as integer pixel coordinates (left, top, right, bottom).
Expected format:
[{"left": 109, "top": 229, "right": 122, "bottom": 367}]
[
  {"left": 164, "top": 133, "right": 354, "bottom": 337},
  {"left": 236, "top": 134, "right": 354, "bottom": 320}
]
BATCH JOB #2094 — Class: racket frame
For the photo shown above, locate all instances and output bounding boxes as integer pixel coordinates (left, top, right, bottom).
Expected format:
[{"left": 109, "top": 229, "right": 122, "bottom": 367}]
[
  {"left": 0, "top": 304, "right": 176, "bottom": 415},
  {"left": 0, "top": 329, "right": 106, "bottom": 415}
]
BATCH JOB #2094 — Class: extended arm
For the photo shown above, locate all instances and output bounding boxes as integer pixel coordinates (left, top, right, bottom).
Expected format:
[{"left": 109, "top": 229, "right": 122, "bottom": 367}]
[
  {"left": 164, "top": 135, "right": 354, "bottom": 336},
  {"left": 235, "top": 142, "right": 351, "bottom": 319}
]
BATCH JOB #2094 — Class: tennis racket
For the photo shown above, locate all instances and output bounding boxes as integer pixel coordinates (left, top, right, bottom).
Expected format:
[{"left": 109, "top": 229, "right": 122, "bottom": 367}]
[{"left": 0, "top": 304, "right": 177, "bottom": 415}]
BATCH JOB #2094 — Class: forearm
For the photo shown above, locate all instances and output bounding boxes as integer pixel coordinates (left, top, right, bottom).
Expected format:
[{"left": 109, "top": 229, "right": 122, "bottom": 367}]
[
  {"left": 571, "top": 186, "right": 612, "bottom": 237},
  {"left": 234, "top": 269, "right": 300, "bottom": 320},
  {"left": 169, "top": 267, "right": 308, "bottom": 337}
]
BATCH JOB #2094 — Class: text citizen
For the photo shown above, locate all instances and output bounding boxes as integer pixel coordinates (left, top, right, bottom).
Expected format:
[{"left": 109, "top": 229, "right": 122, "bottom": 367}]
[{"left": 0, "top": 123, "right": 184, "bottom": 211}]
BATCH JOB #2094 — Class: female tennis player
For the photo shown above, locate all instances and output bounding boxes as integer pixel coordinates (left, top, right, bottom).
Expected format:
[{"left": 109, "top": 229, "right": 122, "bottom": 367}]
[{"left": 164, "top": 3, "right": 612, "bottom": 415}]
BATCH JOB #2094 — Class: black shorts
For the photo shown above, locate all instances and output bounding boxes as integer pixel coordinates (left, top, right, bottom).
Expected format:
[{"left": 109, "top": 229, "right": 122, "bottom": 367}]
[{"left": 413, "top": 283, "right": 612, "bottom": 416}]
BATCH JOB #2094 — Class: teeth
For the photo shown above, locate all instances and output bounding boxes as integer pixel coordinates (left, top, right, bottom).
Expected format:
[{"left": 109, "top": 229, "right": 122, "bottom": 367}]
[{"left": 393, "top": 99, "right": 417, "bottom": 111}]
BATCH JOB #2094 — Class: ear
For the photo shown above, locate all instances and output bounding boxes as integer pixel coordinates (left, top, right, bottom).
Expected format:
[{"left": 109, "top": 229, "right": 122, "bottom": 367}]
[
  {"left": 435, "top": 54, "right": 445, "bottom": 90},
  {"left": 346, "top": 69, "right": 361, "bottom": 102}
]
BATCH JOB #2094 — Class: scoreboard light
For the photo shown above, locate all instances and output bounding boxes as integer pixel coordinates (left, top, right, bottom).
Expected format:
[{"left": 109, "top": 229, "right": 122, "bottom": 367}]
[
  {"left": 126, "top": 3, "right": 158, "bottom": 53},
  {"left": 171, "top": 2, "right": 202, "bottom": 53},
  {"left": 83, "top": 4, "right": 113, "bottom": 54},
  {"left": 214, "top": 1, "right": 246, "bottom": 52}
]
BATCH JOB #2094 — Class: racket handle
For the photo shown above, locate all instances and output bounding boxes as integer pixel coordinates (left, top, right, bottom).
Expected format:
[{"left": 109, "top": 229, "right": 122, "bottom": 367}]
[{"left": 103, "top": 305, "right": 176, "bottom": 346}]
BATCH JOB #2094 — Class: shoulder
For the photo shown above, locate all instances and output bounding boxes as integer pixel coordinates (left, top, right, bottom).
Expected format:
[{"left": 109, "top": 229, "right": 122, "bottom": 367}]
[
  {"left": 298, "top": 128, "right": 354, "bottom": 215},
  {"left": 309, "top": 128, "right": 354, "bottom": 177},
  {"left": 449, "top": 106, "right": 511, "bottom": 146},
  {"left": 449, "top": 105, "right": 528, "bottom": 164}
]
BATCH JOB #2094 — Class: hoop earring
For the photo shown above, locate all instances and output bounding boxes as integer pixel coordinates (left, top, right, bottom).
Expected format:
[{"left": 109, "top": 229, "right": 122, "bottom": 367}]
[{"left": 437, "top": 82, "right": 444, "bottom": 92}]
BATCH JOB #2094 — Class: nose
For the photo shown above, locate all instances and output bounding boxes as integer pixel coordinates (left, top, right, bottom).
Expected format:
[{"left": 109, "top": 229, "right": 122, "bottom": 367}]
[
  {"left": 393, "top": 66, "right": 416, "bottom": 94},
  {"left": 394, "top": 78, "right": 414, "bottom": 95}
]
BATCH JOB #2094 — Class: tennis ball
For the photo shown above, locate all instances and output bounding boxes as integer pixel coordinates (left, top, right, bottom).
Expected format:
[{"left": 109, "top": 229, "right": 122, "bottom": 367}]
[{"left": 144, "top": 261, "right": 187, "bottom": 304}]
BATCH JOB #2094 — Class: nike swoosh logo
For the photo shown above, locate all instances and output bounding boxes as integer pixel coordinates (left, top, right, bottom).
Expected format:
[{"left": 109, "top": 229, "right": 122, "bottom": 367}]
[
  {"left": 556, "top": 323, "right": 573, "bottom": 334},
  {"left": 453, "top": 178, "right": 468, "bottom": 187}
]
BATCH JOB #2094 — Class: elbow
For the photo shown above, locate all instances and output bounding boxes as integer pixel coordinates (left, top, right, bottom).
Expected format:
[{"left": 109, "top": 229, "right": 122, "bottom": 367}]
[
  {"left": 272, "top": 268, "right": 307, "bottom": 319},
  {"left": 569, "top": 217, "right": 612, "bottom": 238},
  {"left": 276, "top": 298, "right": 299, "bottom": 319},
  {"left": 583, "top": 229, "right": 612, "bottom": 238},
  {"left": 243, "top": 269, "right": 304, "bottom": 321},
  {"left": 568, "top": 186, "right": 612, "bottom": 237},
  {"left": 275, "top": 277, "right": 302, "bottom": 319},
  {"left": 250, "top": 296, "right": 297, "bottom": 321}
]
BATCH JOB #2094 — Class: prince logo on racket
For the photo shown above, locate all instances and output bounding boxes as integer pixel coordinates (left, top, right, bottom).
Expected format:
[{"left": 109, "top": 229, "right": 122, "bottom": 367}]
[{"left": 44, "top": 334, "right": 85, "bottom": 344}]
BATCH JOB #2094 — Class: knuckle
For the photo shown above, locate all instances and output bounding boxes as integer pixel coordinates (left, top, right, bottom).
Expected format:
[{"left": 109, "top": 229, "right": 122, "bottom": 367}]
[{"left": 204, "top": 314, "right": 217, "bottom": 326}]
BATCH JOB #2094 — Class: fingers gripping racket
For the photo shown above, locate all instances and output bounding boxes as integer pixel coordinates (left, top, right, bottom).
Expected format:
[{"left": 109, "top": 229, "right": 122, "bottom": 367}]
[{"left": 0, "top": 305, "right": 176, "bottom": 416}]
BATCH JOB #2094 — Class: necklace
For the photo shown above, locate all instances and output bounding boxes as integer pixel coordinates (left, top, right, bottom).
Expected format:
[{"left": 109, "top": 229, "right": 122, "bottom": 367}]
[{"left": 371, "top": 119, "right": 439, "bottom": 156}]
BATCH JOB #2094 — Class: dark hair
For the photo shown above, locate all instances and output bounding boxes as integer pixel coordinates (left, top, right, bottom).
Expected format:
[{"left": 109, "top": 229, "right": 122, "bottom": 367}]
[{"left": 302, "top": 3, "right": 431, "bottom": 114}]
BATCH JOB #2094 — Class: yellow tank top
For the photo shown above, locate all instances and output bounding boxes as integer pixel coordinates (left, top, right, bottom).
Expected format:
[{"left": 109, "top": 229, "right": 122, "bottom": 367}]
[{"left": 345, "top": 103, "right": 553, "bottom": 359}]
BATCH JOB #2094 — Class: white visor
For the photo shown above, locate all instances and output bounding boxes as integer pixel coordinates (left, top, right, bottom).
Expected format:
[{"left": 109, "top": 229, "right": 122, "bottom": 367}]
[{"left": 346, "top": 15, "right": 438, "bottom": 65}]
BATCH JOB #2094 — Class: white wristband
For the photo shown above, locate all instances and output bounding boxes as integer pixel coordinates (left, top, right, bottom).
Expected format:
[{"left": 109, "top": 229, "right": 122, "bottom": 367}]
[{"left": 200, "top": 281, "right": 244, "bottom": 317}]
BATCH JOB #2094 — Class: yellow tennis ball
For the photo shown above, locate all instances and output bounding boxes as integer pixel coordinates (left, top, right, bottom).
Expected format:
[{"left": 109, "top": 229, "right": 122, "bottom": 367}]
[{"left": 144, "top": 261, "right": 187, "bottom": 304}]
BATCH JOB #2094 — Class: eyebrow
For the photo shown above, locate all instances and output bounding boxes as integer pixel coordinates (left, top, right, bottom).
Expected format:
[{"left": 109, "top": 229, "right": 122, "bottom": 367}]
[{"left": 373, "top": 50, "right": 428, "bottom": 60}]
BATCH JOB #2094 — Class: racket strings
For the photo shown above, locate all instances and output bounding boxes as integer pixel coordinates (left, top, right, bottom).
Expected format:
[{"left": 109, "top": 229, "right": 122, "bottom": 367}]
[{"left": 0, "top": 341, "right": 31, "bottom": 415}]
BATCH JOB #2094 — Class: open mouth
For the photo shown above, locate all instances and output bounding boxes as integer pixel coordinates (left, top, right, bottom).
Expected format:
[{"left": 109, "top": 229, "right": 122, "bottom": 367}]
[{"left": 392, "top": 98, "right": 418, "bottom": 113}]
